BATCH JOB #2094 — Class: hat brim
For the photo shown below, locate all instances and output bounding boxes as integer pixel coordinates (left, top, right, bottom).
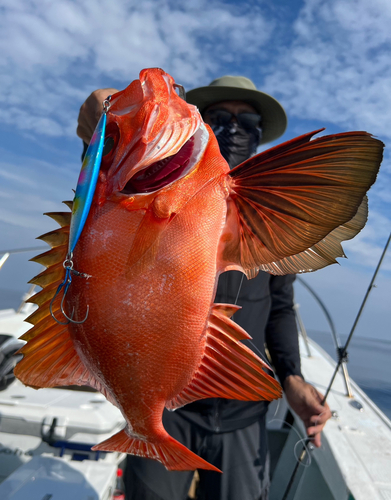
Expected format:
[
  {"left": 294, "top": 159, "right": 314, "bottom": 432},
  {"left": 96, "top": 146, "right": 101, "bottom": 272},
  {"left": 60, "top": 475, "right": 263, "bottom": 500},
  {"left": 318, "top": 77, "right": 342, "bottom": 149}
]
[{"left": 186, "top": 86, "right": 287, "bottom": 145}]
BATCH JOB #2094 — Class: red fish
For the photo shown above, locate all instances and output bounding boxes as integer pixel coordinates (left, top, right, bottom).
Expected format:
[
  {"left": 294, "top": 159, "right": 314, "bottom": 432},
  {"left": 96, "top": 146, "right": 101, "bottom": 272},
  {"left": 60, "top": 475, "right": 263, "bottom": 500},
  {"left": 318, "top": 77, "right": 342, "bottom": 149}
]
[{"left": 15, "top": 68, "right": 383, "bottom": 472}]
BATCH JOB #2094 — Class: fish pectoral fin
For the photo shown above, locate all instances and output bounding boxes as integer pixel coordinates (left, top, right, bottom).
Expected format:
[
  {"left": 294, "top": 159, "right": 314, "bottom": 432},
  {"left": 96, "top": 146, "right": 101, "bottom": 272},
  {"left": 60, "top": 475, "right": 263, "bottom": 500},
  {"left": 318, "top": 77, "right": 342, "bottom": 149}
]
[
  {"left": 92, "top": 429, "right": 221, "bottom": 472},
  {"left": 166, "top": 304, "right": 282, "bottom": 411},
  {"left": 126, "top": 204, "right": 174, "bottom": 273},
  {"left": 221, "top": 130, "right": 383, "bottom": 277}
]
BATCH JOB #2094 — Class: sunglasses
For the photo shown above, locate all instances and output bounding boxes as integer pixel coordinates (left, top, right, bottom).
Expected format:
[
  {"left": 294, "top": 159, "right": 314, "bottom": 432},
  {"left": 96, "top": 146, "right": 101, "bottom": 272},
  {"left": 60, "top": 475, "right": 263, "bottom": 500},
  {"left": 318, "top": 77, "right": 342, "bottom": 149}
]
[{"left": 204, "top": 109, "right": 262, "bottom": 130}]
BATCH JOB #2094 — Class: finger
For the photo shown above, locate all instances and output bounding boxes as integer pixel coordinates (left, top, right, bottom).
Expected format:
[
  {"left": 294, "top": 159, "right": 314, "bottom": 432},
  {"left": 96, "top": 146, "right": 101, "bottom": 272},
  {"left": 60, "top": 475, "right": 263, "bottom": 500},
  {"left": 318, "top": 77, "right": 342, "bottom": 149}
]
[
  {"left": 77, "top": 103, "right": 98, "bottom": 143},
  {"left": 76, "top": 122, "right": 94, "bottom": 144},
  {"left": 309, "top": 432, "right": 322, "bottom": 448},
  {"left": 76, "top": 88, "right": 118, "bottom": 143},
  {"left": 307, "top": 423, "right": 326, "bottom": 437},
  {"left": 309, "top": 409, "right": 332, "bottom": 426}
]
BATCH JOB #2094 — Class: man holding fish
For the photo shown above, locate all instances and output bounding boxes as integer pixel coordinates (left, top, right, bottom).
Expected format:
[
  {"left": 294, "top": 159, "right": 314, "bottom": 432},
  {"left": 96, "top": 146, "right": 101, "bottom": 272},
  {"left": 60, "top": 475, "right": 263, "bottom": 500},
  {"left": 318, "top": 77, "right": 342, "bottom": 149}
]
[{"left": 76, "top": 75, "right": 332, "bottom": 500}]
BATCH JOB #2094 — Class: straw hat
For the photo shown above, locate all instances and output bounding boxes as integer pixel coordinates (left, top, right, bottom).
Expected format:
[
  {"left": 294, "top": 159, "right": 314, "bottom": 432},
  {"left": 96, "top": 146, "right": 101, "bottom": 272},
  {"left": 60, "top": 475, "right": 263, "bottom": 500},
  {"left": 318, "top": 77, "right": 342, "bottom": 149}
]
[{"left": 186, "top": 75, "right": 287, "bottom": 145}]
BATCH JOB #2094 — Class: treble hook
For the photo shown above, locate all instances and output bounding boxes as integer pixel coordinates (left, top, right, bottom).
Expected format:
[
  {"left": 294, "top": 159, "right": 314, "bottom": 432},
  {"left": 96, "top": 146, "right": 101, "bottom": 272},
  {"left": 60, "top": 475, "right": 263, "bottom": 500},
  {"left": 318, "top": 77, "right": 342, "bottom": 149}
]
[{"left": 49, "top": 258, "right": 90, "bottom": 325}]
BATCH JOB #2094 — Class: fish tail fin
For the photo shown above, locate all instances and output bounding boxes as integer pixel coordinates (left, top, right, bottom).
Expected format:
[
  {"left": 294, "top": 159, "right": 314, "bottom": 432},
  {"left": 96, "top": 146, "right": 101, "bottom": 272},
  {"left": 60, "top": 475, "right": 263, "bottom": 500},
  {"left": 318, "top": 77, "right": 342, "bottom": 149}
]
[{"left": 92, "top": 429, "right": 221, "bottom": 472}]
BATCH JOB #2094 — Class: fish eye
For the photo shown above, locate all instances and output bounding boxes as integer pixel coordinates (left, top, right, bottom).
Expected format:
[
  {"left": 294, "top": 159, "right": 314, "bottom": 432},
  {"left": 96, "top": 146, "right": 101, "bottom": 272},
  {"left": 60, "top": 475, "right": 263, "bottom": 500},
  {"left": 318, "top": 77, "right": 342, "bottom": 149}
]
[
  {"left": 103, "top": 136, "right": 115, "bottom": 156},
  {"left": 100, "top": 122, "right": 119, "bottom": 169}
]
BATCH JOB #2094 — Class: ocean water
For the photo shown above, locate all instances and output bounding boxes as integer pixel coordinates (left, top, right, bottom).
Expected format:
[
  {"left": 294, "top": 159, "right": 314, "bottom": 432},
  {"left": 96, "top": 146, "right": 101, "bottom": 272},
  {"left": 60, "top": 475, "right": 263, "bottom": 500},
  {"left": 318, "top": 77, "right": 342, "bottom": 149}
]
[
  {"left": 306, "top": 330, "right": 391, "bottom": 420},
  {"left": 1, "top": 288, "right": 390, "bottom": 420}
]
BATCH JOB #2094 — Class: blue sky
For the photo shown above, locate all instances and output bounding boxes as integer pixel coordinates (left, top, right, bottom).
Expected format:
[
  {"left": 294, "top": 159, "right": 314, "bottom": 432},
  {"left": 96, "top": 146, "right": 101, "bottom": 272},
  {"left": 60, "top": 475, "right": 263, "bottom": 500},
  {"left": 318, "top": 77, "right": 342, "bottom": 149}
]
[{"left": 1, "top": 0, "right": 390, "bottom": 340}]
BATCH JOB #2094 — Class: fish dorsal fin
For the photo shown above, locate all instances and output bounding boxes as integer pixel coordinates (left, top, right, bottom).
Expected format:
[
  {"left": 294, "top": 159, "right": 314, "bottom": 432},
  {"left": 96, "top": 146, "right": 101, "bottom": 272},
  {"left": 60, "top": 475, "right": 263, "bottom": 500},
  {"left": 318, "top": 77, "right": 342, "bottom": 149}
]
[
  {"left": 222, "top": 130, "right": 383, "bottom": 277},
  {"left": 165, "top": 304, "right": 282, "bottom": 411},
  {"left": 14, "top": 211, "right": 116, "bottom": 406}
]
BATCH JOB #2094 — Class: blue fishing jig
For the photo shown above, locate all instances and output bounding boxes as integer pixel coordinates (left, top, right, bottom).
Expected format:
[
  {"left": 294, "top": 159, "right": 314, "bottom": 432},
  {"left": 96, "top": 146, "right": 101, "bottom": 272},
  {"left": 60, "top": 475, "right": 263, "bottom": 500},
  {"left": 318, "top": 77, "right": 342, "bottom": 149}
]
[{"left": 50, "top": 96, "right": 111, "bottom": 325}]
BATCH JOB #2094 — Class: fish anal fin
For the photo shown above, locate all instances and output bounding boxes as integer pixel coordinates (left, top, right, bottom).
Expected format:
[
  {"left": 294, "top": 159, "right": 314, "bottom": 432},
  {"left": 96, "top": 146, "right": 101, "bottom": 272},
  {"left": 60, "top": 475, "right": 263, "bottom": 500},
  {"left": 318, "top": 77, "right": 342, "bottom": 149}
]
[
  {"left": 210, "top": 303, "right": 241, "bottom": 319},
  {"left": 92, "top": 429, "right": 221, "bottom": 472},
  {"left": 166, "top": 304, "right": 282, "bottom": 411},
  {"left": 222, "top": 130, "right": 383, "bottom": 276}
]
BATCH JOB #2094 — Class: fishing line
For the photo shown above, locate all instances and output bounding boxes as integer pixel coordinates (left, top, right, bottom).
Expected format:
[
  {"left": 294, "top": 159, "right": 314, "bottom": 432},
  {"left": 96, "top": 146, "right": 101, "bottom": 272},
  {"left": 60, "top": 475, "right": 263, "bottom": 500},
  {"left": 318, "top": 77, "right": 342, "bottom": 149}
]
[
  {"left": 293, "top": 439, "right": 312, "bottom": 468},
  {"left": 232, "top": 273, "right": 275, "bottom": 371},
  {"left": 247, "top": 338, "right": 274, "bottom": 371},
  {"left": 233, "top": 274, "right": 244, "bottom": 305},
  {"left": 270, "top": 398, "right": 281, "bottom": 420},
  {"left": 268, "top": 417, "right": 313, "bottom": 468},
  {"left": 281, "top": 231, "right": 391, "bottom": 500},
  {"left": 232, "top": 272, "right": 279, "bottom": 374}
]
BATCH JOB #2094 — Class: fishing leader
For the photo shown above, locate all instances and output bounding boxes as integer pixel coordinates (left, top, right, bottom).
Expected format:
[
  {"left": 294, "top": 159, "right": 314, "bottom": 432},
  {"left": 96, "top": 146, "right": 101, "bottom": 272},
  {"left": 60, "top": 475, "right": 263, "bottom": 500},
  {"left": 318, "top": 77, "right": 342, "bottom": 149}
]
[{"left": 77, "top": 75, "right": 332, "bottom": 500}]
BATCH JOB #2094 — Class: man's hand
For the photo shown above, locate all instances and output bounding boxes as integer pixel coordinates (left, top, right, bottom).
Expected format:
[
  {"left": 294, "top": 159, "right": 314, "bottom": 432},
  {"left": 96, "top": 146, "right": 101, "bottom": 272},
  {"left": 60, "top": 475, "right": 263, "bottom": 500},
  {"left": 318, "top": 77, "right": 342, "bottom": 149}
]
[
  {"left": 283, "top": 375, "right": 332, "bottom": 448},
  {"left": 77, "top": 88, "right": 119, "bottom": 144}
]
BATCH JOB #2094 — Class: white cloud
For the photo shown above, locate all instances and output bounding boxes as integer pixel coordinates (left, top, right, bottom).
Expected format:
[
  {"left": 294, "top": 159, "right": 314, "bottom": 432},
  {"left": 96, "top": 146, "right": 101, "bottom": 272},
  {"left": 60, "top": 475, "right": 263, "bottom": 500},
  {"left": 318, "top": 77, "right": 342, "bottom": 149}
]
[
  {"left": 263, "top": 0, "right": 391, "bottom": 140},
  {"left": 1, "top": 0, "right": 275, "bottom": 137}
]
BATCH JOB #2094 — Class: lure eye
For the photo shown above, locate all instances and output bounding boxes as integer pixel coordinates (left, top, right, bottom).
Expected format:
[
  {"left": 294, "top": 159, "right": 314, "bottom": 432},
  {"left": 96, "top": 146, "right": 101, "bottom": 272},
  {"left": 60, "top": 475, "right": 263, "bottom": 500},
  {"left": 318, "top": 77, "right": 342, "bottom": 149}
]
[{"left": 103, "top": 136, "right": 115, "bottom": 156}]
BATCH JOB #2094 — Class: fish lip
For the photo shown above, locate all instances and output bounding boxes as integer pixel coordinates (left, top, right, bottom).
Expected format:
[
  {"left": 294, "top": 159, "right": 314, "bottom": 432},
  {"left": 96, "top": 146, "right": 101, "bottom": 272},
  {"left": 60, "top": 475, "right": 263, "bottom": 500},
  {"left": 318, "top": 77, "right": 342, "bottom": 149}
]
[{"left": 118, "top": 123, "right": 209, "bottom": 196}]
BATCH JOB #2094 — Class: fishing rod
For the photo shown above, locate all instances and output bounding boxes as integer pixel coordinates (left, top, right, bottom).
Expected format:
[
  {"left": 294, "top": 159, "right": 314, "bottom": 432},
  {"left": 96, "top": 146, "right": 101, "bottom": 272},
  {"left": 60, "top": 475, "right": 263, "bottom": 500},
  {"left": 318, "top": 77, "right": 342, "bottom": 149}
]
[
  {"left": 281, "top": 231, "right": 391, "bottom": 500},
  {"left": 296, "top": 276, "right": 353, "bottom": 397}
]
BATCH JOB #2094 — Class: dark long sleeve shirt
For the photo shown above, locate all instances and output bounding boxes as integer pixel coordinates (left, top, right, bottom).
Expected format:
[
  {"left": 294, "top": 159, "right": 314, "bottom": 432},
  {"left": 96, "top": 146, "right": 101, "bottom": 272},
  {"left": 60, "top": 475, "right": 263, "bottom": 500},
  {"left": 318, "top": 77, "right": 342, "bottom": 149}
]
[{"left": 176, "top": 270, "right": 302, "bottom": 432}]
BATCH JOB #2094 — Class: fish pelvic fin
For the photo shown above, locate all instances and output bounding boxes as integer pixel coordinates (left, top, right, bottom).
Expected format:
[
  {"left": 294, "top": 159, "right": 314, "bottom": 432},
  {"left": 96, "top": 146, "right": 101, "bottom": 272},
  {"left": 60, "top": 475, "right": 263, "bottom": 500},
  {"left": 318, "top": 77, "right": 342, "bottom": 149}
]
[
  {"left": 222, "top": 130, "right": 383, "bottom": 276},
  {"left": 166, "top": 304, "right": 282, "bottom": 411},
  {"left": 92, "top": 429, "right": 221, "bottom": 472}
]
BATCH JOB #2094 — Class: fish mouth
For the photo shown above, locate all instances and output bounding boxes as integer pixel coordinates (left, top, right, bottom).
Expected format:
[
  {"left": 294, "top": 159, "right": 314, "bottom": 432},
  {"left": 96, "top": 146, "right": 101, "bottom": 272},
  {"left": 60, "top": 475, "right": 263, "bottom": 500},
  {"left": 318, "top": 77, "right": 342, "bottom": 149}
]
[
  {"left": 121, "top": 124, "right": 209, "bottom": 195},
  {"left": 122, "top": 137, "right": 194, "bottom": 194}
]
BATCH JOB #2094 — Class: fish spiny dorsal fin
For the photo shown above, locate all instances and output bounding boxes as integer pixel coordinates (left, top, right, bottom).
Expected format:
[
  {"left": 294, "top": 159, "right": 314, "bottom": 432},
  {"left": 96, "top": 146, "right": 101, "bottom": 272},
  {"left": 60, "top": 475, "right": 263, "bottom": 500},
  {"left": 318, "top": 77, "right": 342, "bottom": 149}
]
[
  {"left": 26, "top": 283, "right": 59, "bottom": 307},
  {"left": 37, "top": 226, "right": 69, "bottom": 248},
  {"left": 15, "top": 208, "right": 115, "bottom": 402},
  {"left": 44, "top": 212, "right": 72, "bottom": 227},
  {"left": 29, "top": 246, "right": 67, "bottom": 269},
  {"left": 165, "top": 304, "right": 282, "bottom": 411},
  {"left": 62, "top": 200, "right": 74, "bottom": 210},
  {"left": 28, "top": 263, "right": 65, "bottom": 289},
  {"left": 222, "top": 130, "right": 383, "bottom": 276},
  {"left": 24, "top": 209, "right": 72, "bottom": 326}
]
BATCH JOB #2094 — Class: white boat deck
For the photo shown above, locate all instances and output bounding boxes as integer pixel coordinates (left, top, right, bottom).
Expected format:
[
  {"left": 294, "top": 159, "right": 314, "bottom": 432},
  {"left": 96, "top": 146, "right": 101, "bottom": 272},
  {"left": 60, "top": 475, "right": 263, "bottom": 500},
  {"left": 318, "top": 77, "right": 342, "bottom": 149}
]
[
  {"left": 1, "top": 304, "right": 391, "bottom": 499},
  {"left": 299, "top": 337, "right": 391, "bottom": 500}
]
